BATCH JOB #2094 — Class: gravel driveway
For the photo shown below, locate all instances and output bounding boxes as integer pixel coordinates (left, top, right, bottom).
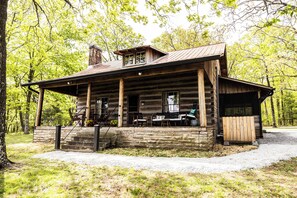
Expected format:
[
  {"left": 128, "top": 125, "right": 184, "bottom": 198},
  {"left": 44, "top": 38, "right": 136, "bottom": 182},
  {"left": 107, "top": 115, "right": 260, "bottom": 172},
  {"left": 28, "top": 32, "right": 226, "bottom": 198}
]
[{"left": 33, "top": 129, "right": 297, "bottom": 173}]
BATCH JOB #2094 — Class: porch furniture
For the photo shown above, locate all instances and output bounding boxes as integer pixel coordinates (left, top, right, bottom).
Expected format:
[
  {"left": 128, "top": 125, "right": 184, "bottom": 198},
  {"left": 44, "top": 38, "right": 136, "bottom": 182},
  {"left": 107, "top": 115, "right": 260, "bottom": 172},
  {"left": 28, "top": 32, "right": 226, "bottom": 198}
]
[
  {"left": 152, "top": 112, "right": 186, "bottom": 126},
  {"left": 152, "top": 114, "right": 165, "bottom": 126},
  {"left": 133, "top": 113, "right": 147, "bottom": 126},
  {"left": 72, "top": 111, "right": 86, "bottom": 127},
  {"left": 96, "top": 113, "right": 110, "bottom": 126},
  {"left": 179, "top": 103, "right": 198, "bottom": 125}
]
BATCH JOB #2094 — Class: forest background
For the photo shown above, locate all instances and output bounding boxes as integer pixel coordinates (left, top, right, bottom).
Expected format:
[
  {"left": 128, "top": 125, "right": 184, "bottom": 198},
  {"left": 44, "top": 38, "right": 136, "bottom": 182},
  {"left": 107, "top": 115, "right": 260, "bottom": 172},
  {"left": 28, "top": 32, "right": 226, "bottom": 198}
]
[{"left": 5, "top": 0, "right": 297, "bottom": 134}]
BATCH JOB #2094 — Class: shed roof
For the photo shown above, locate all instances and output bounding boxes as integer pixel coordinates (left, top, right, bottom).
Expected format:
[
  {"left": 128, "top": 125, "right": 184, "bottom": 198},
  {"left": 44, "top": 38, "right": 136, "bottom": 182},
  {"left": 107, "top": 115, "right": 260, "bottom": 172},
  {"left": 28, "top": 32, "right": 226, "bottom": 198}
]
[
  {"left": 219, "top": 76, "right": 274, "bottom": 102},
  {"left": 219, "top": 76, "right": 274, "bottom": 91}
]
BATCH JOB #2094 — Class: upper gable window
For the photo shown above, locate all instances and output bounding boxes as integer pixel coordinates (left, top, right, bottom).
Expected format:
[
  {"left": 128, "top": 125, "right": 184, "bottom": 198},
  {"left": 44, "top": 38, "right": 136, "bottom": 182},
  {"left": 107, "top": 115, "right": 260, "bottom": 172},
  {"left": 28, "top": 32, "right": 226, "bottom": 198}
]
[
  {"left": 135, "top": 51, "right": 146, "bottom": 64},
  {"left": 124, "top": 54, "right": 134, "bottom": 65}
]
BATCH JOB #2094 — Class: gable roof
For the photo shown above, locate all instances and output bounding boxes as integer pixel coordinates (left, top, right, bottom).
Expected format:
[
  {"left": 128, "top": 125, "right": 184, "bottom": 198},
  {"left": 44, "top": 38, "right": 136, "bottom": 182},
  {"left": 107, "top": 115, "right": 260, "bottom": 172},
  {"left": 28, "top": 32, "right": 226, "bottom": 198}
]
[
  {"left": 114, "top": 45, "right": 167, "bottom": 56},
  {"left": 22, "top": 43, "right": 227, "bottom": 87}
]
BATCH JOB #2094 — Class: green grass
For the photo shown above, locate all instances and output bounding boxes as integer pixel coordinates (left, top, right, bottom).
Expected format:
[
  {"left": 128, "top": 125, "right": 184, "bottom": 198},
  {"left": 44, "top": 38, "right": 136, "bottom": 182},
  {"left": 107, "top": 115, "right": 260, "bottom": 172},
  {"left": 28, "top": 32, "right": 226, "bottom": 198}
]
[
  {"left": 102, "top": 144, "right": 257, "bottom": 158},
  {"left": 5, "top": 132, "right": 33, "bottom": 144},
  {"left": 2, "top": 133, "right": 297, "bottom": 197}
]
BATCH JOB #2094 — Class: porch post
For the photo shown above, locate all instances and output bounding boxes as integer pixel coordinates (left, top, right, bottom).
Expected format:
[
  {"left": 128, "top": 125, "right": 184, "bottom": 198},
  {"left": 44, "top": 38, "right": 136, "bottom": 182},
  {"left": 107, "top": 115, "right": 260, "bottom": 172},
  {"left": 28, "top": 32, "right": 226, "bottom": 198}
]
[
  {"left": 198, "top": 68, "right": 207, "bottom": 127},
  {"left": 86, "top": 82, "right": 92, "bottom": 121},
  {"left": 35, "top": 88, "right": 44, "bottom": 126},
  {"left": 118, "top": 78, "right": 124, "bottom": 127}
]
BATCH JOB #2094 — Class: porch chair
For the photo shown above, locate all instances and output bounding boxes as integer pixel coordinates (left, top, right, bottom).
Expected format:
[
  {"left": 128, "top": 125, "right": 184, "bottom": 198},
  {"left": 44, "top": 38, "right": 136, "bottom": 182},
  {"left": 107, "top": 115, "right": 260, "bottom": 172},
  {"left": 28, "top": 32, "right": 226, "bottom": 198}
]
[
  {"left": 151, "top": 113, "right": 165, "bottom": 126},
  {"left": 180, "top": 102, "right": 198, "bottom": 125},
  {"left": 133, "top": 113, "right": 147, "bottom": 127}
]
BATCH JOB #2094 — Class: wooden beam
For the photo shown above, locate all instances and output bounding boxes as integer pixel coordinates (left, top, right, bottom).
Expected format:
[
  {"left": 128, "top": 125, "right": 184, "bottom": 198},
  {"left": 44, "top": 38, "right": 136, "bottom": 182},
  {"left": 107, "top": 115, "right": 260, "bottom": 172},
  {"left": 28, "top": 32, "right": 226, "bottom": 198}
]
[
  {"left": 35, "top": 88, "right": 44, "bottom": 126},
  {"left": 118, "top": 78, "right": 124, "bottom": 127},
  {"left": 198, "top": 69, "right": 207, "bottom": 127},
  {"left": 86, "top": 82, "right": 91, "bottom": 121}
]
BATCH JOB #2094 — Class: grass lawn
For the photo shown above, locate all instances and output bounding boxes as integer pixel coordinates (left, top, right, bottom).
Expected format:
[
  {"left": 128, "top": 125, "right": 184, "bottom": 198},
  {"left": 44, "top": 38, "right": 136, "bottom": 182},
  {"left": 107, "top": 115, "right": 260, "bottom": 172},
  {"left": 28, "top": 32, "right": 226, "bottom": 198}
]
[
  {"left": 2, "top": 133, "right": 297, "bottom": 197},
  {"left": 102, "top": 144, "right": 257, "bottom": 158},
  {"left": 5, "top": 132, "right": 33, "bottom": 144}
]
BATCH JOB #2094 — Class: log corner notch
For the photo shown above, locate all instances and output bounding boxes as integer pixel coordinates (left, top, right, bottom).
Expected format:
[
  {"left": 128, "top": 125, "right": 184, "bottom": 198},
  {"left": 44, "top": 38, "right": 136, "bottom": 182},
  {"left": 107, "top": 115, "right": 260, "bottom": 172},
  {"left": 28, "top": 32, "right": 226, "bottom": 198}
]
[
  {"left": 35, "top": 87, "right": 44, "bottom": 126},
  {"left": 198, "top": 68, "right": 207, "bottom": 127},
  {"left": 118, "top": 78, "right": 124, "bottom": 127}
]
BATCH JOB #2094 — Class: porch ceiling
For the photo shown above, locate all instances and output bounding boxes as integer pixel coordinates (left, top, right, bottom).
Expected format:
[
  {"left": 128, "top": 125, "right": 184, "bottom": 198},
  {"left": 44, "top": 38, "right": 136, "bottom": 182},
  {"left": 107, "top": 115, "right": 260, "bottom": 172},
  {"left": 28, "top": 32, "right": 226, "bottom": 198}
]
[{"left": 46, "top": 85, "right": 78, "bottom": 96}]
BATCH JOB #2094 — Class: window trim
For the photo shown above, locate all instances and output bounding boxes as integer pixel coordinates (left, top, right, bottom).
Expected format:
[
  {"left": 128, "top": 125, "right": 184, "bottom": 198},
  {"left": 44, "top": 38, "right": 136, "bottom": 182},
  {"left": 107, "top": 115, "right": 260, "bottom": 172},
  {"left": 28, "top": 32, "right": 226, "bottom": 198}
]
[
  {"left": 124, "top": 54, "right": 134, "bottom": 66},
  {"left": 135, "top": 51, "right": 146, "bottom": 65},
  {"left": 162, "top": 91, "right": 180, "bottom": 113}
]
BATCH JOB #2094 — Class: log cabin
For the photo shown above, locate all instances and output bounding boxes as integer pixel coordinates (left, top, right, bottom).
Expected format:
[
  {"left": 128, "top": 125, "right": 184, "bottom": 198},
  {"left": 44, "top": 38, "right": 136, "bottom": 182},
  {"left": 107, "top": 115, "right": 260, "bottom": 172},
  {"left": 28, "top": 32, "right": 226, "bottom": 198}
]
[{"left": 22, "top": 43, "right": 274, "bottom": 151}]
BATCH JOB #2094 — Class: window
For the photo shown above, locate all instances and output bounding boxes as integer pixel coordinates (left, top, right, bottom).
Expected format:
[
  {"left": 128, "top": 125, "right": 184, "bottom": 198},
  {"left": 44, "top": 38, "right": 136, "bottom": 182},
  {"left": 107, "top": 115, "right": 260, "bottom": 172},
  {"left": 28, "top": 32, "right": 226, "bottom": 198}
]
[
  {"left": 135, "top": 51, "right": 146, "bottom": 64},
  {"left": 224, "top": 106, "right": 253, "bottom": 116},
  {"left": 163, "top": 91, "right": 179, "bottom": 113},
  {"left": 219, "top": 92, "right": 258, "bottom": 117},
  {"left": 96, "top": 97, "right": 108, "bottom": 117},
  {"left": 124, "top": 54, "right": 134, "bottom": 65}
]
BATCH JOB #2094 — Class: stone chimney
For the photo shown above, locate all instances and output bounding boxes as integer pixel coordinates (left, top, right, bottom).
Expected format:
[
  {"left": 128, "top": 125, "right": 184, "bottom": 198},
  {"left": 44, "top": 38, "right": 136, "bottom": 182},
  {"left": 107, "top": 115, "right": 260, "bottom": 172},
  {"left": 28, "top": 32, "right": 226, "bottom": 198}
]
[{"left": 89, "top": 45, "right": 102, "bottom": 66}]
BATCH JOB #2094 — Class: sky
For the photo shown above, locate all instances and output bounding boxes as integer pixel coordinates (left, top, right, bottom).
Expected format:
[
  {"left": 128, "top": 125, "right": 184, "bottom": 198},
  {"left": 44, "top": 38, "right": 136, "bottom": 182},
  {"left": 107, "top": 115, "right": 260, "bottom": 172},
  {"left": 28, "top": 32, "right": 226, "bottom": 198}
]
[{"left": 127, "top": 1, "right": 241, "bottom": 45}]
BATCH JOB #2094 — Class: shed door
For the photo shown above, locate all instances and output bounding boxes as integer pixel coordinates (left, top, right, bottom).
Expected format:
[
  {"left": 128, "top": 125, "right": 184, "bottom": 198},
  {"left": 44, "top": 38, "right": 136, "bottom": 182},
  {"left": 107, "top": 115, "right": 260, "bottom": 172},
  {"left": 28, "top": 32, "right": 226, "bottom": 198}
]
[{"left": 222, "top": 116, "right": 256, "bottom": 143}]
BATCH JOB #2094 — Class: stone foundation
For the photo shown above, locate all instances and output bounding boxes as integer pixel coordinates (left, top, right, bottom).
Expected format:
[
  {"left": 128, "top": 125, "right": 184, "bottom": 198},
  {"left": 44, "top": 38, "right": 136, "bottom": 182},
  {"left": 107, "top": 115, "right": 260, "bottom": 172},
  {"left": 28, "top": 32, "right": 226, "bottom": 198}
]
[
  {"left": 34, "top": 126, "right": 215, "bottom": 150},
  {"left": 115, "top": 127, "right": 214, "bottom": 150}
]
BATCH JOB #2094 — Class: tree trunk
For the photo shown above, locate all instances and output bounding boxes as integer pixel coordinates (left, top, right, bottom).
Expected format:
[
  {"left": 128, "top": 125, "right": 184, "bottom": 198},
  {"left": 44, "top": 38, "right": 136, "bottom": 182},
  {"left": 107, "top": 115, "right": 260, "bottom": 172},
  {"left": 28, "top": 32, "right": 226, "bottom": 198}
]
[
  {"left": 24, "top": 63, "right": 35, "bottom": 134},
  {"left": 276, "top": 96, "right": 281, "bottom": 126},
  {"left": 0, "top": 0, "right": 10, "bottom": 168},
  {"left": 19, "top": 109, "right": 25, "bottom": 132},
  {"left": 280, "top": 89, "right": 285, "bottom": 126},
  {"left": 24, "top": 90, "right": 32, "bottom": 134},
  {"left": 264, "top": 101, "right": 270, "bottom": 126},
  {"left": 264, "top": 68, "right": 277, "bottom": 127}
]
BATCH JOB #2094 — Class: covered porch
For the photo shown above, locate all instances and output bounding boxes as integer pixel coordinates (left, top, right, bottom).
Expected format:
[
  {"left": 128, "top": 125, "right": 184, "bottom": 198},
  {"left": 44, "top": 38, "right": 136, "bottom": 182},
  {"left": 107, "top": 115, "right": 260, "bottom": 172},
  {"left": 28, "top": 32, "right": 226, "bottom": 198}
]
[{"left": 33, "top": 62, "right": 218, "bottom": 130}]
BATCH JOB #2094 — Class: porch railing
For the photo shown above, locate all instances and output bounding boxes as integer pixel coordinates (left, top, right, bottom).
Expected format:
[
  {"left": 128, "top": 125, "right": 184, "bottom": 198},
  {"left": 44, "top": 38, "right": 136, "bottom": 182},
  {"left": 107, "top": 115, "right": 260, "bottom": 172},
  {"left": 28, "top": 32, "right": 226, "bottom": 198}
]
[
  {"left": 63, "top": 106, "right": 87, "bottom": 141},
  {"left": 101, "top": 106, "right": 118, "bottom": 138}
]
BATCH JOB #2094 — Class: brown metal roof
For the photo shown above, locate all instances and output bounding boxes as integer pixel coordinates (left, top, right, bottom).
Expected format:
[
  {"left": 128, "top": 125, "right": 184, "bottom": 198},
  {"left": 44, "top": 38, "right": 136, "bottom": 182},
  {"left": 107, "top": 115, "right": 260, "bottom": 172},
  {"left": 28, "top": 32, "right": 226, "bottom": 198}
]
[
  {"left": 22, "top": 43, "right": 226, "bottom": 86},
  {"left": 69, "top": 43, "right": 226, "bottom": 78},
  {"left": 150, "top": 43, "right": 225, "bottom": 65}
]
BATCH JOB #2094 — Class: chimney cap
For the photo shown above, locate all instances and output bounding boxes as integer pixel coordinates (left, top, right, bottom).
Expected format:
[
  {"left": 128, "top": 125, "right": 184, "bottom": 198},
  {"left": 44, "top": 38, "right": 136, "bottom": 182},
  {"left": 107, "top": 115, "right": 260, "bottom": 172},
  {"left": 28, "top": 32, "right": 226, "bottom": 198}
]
[{"left": 89, "top": 44, "right": 102, "bottom": 51}]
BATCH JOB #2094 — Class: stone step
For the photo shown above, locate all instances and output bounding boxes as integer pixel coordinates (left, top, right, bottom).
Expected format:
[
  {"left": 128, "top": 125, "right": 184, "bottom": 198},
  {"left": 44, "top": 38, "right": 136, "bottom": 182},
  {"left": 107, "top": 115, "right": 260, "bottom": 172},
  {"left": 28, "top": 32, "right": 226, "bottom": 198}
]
[
  {"left": 61, "top": 144, "right": 106, "bottom": 151},
  {"left": 61, "top": 144, "right": 93, "bottom": 151},
  {"left": 73, "top": 136, "right": 111, "bottom": 143},
  {"left": 66, "top": 141, "right": 109, "bottom": 147}
]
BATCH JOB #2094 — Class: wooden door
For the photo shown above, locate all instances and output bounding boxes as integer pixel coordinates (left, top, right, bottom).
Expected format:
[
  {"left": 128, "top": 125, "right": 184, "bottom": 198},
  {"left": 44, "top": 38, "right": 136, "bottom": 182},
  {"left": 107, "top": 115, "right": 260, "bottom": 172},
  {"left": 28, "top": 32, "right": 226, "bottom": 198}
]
[{"left": 128, "top": 95, "right": 139, "bottom": 125}]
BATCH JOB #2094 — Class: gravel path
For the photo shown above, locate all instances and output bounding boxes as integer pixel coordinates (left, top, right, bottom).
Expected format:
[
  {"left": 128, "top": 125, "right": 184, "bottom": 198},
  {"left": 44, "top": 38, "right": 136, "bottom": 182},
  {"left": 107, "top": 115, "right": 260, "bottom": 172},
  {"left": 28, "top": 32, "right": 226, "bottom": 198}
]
[{"left": 33, "top": 129, "right": 297, "bottom": 173}]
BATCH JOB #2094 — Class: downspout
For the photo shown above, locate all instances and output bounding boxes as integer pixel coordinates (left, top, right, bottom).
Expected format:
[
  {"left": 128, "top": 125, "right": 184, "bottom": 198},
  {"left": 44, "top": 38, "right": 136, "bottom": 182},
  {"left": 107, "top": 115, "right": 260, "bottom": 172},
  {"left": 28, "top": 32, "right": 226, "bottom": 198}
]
[{"left": 216, "top": 69, "right": 220, "bottom": 143}]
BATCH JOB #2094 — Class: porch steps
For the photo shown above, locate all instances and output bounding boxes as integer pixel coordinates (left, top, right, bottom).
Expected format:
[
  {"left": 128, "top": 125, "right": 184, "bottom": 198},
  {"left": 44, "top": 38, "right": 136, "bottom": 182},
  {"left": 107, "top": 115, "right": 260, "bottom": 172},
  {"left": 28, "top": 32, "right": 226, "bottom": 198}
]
[{"left": 61, "top": 128, "right": 117, "bottom": 152}]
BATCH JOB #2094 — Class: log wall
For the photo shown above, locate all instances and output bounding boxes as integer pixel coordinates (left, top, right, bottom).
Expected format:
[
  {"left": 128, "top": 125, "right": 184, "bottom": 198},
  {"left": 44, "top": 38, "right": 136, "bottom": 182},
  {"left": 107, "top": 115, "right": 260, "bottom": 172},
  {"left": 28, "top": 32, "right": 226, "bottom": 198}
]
[{"left": 77, "top": 71, "right": 215, "bottom": 126}]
